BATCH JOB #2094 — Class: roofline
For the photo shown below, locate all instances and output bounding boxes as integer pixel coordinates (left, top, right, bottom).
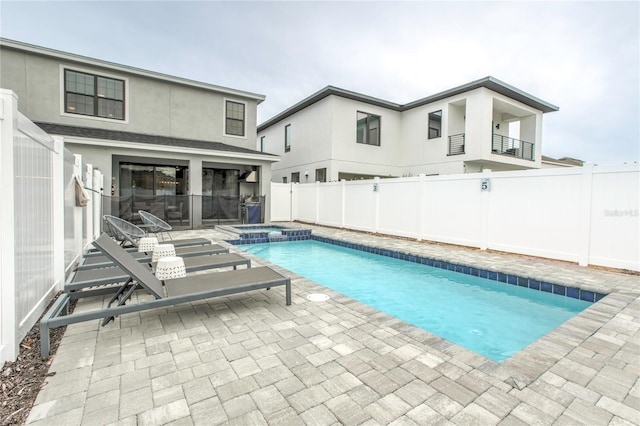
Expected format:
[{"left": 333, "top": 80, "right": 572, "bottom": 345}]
[
  {"left": 258, "top": 76, "right": 559, "bottom": 131},
  {"left": 0, "top": 38, "right": 266, "bottom": 104}
]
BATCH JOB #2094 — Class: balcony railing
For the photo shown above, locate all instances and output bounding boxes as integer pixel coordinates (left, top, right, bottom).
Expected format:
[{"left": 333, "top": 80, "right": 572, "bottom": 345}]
[
  {"left": 448, "top": 133, "right": 465, "bottom": 155},
  {"left": 492, "top": 134, "right": 535, "bottom": 161}
]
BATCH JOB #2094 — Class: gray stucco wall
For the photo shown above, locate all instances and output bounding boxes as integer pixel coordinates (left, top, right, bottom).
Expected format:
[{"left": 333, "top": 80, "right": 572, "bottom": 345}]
[{"left": 0, "top": 46, "right": 259, "bottom": 150}]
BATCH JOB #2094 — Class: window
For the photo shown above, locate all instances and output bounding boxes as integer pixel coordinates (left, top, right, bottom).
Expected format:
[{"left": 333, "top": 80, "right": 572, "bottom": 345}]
[
  {"left": 284, "top": 124, "right": 291, "bottom": 152},
  {"left": 428, "top": 110, "right": 442, "bottom": 139},
  {"left": 291, "top": 172, "right": 300, "bottom": 183},
  {"left": 260, "top": 136, "right": 265, "bottom": 152},
  {"left": 65, "top": 69, "right": 125, "bottom": 120},
  {"left": 356, "top": 112, "right": 380, "bottom": 146},
  {"left": 225, "top": 100, "right": 245, "bottom": 136},
  {"left": 283, "top": 177, "right": 288, "bottom": 183},
  {"left": 315, "top": 168, "right": 327, "bottom": 182}
]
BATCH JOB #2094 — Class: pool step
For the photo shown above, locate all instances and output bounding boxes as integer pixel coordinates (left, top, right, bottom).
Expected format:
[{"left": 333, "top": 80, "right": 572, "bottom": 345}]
[{"left": 268, "top": 233, "right": 289, "bottom": 242}]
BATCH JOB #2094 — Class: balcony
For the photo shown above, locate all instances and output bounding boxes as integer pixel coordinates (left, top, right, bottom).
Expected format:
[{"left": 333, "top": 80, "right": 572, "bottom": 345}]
[{"left": 492, "top": 134, "right": 534, "bottom": 161}]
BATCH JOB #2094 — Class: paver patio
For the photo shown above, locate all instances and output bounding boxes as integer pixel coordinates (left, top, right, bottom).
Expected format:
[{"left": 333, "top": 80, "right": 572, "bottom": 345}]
[{"left": 27, "top": 224, "right": 639, "bottom": 425}]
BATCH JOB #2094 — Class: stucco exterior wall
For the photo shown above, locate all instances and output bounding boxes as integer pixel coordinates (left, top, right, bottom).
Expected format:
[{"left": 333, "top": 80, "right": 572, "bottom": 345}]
[
  {"left": 261, "top": 97, "right": 334, "bottom": 182},
  {"left": 0, "top": 46, "right": 259, "bottom": 150}
]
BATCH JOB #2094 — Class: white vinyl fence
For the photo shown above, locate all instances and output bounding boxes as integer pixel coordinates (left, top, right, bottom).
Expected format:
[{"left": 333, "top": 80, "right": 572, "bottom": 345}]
[
  {"left": 0, "top": 89, "right": 103, "bottom": 364},
  {"left": 272, "top": 164, "right": 639, "bottom": 272}
]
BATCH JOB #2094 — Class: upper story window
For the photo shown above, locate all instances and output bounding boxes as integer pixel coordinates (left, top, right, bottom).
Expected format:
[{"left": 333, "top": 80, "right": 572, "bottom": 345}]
[
  {"left": 284, "top": 124, "right": 291, "bottom": 152},
  {"left": 428, "top": 110, "right": 442, "bottom": 139},
  {"left": 315, "top": 168, "right": 327, "bottom": 183},
  {"left": 260, "top": 136, "right": 266, "bottom": 152},
  {"left": 225, "top": 100, "right": 246, "bottom": 137},
  {"left": 356, "top": 111, "right": 380, "bottom": 146},
  {"left": 65, "top": 69, "right": 124, "bottom": 120},
  {"left": 291, "top": 172, "right": 300, "bottom": 183}
]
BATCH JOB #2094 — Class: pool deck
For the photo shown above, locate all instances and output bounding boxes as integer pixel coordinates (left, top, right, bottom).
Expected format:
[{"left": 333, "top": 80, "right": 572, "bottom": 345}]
[{"left": 27, "top": 224, "right": 639, "bottom": 425}]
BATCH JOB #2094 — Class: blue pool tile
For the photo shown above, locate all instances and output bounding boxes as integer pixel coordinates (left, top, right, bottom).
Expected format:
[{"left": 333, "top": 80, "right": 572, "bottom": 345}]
[
  {"left": 529, "top": 280, "right": 540, "bottom": 290},
  {"left": 487, "top": 271, "right": 497, "bottom": 281},
  {"left": 478, "top": 269, "right": 488, "bottom": 279},
  {"left": 517, "top": 277, "right": 529, "bottom": 287},
  {"left": 497, "top": 273, "right": 508, "bottom": 283},
  {"left": 507, "top": 275, "right": 518, "bottom": 285},
  {"left": 541, "top": 282, "right": 553, "bottom": 293},
  {"left": 553, "top": 284, "right": 566, "bottom": 296},
  {"left": 566, "top": 287, "right": 580, "bottom": 299},
  {"left": 580, "top": 290, "right": 595, "bottom": 302},
  {"left": 595, "top": 293, "right": 606, "bottom": 302}
]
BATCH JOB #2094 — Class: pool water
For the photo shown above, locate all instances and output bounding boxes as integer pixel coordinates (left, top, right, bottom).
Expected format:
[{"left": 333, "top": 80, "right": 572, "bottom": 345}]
[{"left": 241, "top": 240, "right": 592, "bottom": 362}]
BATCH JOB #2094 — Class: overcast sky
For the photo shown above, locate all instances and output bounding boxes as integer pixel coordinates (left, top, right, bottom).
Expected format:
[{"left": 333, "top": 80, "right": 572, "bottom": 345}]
[{"left": 1, "top": 1, "right": 638, "bottom": 165}]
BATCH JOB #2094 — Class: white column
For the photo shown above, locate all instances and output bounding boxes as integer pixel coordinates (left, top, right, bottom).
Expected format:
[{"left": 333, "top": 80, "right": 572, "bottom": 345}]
[
  {"left": 93, "top": 169, "right": 103, "bottom": 239},
  {"left": 315, "top": 181, "right": 320, "bottom": 224},
  {"left": 341, "top": 179, "right": 346, "bottom": 228}
]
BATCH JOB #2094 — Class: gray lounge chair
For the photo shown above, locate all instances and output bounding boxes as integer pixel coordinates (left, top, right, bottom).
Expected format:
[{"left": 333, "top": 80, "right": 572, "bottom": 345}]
[
  {"left": 67, "top": 252, "right": 251, "bottom": 293},
  {"left": 40, "top": 233, "right": 291, "bottom": 357},
  {"left": 77, "top": 243, "right": 229, "bottom": 270}
]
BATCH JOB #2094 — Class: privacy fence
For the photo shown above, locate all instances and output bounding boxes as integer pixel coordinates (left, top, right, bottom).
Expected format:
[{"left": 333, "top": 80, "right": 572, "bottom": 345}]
[
  {"left": 271, "top": 164, "right": 639, "bottom": 272},
  {"left": 1, "top": 90, "right": 103, "bottom": 364}
]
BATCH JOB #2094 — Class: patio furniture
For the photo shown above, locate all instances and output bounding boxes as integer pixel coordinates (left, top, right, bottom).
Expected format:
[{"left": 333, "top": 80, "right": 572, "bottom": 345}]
[
  {"left": 138, "top": 210, "right": 173, "bottom": 240},
  {"left": 65, "top": 252, "right": 251, "bottom": 293},
  {"left": 139, "top": 209, "right": 184, "bottom": 241},
  {"left": 104, "top": 215, "right": 146, "bottom": 247},
  {"left": 40, "top": 233, "right": 291, "bottom": 357},
  {"left": 77, "top": 242, "right": 228, "bottom": 271}
]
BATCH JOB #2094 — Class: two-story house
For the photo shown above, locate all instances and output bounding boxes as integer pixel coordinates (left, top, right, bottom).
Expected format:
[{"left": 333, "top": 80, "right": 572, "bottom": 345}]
[
  {"left": 257, "top": 77, "right": 558, "bottom": 183},
  {"left": 0, "top": 38, "right": 279, "bottom": 225}
]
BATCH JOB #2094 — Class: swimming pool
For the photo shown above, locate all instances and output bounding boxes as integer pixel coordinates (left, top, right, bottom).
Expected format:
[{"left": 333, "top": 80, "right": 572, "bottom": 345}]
[{"left": 240, "top": 239, "right": 594, "bottom": 362}]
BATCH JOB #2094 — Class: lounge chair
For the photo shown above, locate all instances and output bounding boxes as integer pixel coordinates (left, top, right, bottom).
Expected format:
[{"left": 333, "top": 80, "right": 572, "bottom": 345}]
[
  {"left": 40, "top": 233, "right": 291, "bottom": 357},
  {"left": 104, "top": 214, "right": 211, "bottom": 249},
  {"left": 77, "top": 243, "right": 228, "bottom": 270},
  {"left": 66, "top": 252, "right": 251, "bottom": 293}
]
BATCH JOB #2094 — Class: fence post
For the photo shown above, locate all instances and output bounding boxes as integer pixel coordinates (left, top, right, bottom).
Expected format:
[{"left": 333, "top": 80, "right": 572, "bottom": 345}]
[
  {"left": 341, "top": 179, "right": 346, "bottom": 228},
  {"left": 84, "top": 163, "right": 93, "bottom": 244},
  {"left": 93, "top": 169, "right": 103, "bottom": 239},
  {"left": 0, "top": 90, "right": 18, "bottom": 363},
  {"left": 52, "top": 136, "right": 65, "bottom": 292},
  {"left": 578, "top": 163, "right": 594, "bottom": 266},
  {"left": 315, "top": 180, "right": 320, "bottom": 224},
  {"left": 417, "top": 174, "right": 426, "bottom": 241},
  {"left": 374, "top": 177, "right": 381, "bottom": 233},
  {"left": 480, "top": 169, "right": 492, "bottom": 250}
]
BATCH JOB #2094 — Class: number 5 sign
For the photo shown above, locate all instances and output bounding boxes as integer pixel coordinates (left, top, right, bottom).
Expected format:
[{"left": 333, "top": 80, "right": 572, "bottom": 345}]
[{"left": 481, "top": 178, "right": 490, "bottom": 191}]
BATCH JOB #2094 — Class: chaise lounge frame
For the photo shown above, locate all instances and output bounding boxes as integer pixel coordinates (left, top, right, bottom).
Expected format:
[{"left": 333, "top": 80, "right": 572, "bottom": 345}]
[{"left": 40, "top": 233, "right": 291, "bottom": 357}]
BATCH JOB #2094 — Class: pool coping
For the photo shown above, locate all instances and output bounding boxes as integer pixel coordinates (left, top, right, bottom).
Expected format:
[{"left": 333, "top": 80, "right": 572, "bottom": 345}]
[
  {"left": 28, "top": 225, "right": 640, "bottom": 424},
  {"left": 232, "top": 224, "right": 639, "bottom": 386}
]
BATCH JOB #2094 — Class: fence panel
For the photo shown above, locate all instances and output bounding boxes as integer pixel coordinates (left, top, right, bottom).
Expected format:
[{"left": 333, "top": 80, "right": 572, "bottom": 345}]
[
  {"left": 487, "top": 168, "right": 583, "bottom": 261},
  {"left": 271, "top": 164, "right": 639, "bottom": 271},
  {"left": 378, "top": 178, "right": 422, "bottom": 239},
  {"left": 271, "top": 183, "right": 292, "bottom": 221},
  {"left": 317, "top": 182, "right": 343, "bottom": 227},
  {"left": 589, "top": 165, "right": 639, "bottom": 270},
  {"left": 420, "top": 175, "right": 484, "bottom": 247},
  {"left": 343, "top": 180, "right": 377, "bottom": 232}
]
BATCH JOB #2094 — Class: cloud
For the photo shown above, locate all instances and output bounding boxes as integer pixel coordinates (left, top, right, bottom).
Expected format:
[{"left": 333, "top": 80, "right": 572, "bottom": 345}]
[{"left": 1, "top": 0, "right": 637, "bottom": 164}]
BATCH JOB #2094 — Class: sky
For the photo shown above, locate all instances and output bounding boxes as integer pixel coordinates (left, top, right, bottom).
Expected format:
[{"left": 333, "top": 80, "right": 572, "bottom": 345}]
[{"left": 1, "top": 1, "right": 638, "bottom": 165}]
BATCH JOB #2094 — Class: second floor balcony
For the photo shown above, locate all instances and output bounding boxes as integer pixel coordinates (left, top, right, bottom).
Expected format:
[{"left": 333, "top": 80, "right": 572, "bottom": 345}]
[
  {"left": 492, "top": 134, "right": 535, "bottom": 161},
  {"left": 448, "top": 133, "right": 536, "bottom": 162}
]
